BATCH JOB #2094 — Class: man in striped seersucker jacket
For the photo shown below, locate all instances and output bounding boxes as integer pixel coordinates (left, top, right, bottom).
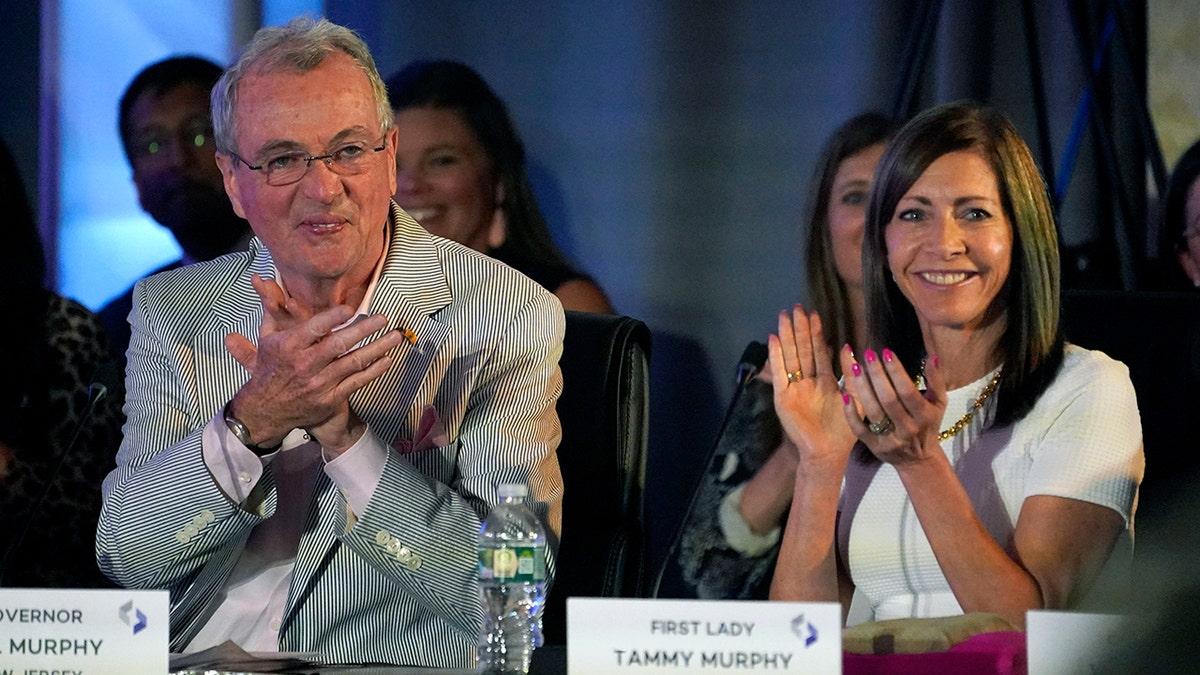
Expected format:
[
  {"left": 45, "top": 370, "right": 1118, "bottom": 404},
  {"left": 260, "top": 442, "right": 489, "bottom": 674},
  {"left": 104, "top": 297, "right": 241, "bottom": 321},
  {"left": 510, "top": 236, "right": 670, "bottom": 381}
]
[{"left": 96, "top": 17, "right": 563, "bottom": 668}]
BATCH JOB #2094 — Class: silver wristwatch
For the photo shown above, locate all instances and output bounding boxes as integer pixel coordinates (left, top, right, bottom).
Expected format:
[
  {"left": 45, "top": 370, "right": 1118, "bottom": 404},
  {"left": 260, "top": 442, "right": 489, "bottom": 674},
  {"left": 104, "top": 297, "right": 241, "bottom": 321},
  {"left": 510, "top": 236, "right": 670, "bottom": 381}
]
[{"left": 223, "top": 402, "right": 278, "bottom": 455}]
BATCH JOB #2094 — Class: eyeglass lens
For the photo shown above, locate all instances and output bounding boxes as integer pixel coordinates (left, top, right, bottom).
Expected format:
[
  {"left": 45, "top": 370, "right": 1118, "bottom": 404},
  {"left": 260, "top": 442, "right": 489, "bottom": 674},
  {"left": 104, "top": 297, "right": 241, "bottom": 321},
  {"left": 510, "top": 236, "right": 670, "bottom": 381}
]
[{"left": 258, "top": 139, "right": 384, "bottom": 186}]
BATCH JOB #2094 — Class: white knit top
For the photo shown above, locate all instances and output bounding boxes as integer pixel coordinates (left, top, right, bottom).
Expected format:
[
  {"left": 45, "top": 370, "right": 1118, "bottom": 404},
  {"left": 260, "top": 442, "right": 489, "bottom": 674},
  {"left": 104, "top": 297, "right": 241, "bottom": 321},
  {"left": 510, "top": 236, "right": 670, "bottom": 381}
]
[{"left": 840, "top": 344, "right": 1144, "bottom": 620}]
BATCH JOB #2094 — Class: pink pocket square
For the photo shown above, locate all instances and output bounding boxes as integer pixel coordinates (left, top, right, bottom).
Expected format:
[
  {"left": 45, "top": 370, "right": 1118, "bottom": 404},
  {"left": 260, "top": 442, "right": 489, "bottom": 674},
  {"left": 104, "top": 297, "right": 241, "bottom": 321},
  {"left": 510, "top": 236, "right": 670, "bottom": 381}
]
[{"left": 392, "top": 405, "right": 449, "bottom": 455}]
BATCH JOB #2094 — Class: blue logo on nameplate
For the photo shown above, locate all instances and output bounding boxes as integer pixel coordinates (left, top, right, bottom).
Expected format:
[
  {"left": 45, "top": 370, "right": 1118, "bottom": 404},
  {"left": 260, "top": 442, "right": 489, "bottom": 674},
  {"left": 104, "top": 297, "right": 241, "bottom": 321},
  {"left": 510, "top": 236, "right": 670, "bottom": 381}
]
[
  {"left": 791, "top": 613, "right": 820, "bottom": 647},
  {"left": 119, "top": 599, "right": 148, "bottom": 634}
]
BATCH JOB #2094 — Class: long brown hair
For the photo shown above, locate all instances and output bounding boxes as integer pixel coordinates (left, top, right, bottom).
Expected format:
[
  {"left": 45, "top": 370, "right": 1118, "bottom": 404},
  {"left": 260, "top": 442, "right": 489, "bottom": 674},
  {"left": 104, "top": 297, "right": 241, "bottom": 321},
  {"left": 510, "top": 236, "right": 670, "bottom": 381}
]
[{"left": 805, "top": 112, "right": 900, "bottom": 353}]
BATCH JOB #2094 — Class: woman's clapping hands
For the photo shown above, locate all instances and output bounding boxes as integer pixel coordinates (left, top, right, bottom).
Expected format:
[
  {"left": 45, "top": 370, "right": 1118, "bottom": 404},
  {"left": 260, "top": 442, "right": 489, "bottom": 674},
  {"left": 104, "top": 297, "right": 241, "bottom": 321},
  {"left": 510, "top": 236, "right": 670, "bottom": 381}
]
[
  {"left": 767, "top": 303, "right": 952, "bottom": 470},
  {"left": 766, "top": 305, "right": 857, "bottom": 473}
]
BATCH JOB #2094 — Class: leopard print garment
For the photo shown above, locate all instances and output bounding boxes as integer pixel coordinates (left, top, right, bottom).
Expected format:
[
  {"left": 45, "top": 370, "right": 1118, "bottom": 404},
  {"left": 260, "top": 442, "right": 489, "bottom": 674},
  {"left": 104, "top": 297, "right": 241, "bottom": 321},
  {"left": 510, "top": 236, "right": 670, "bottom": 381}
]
[
  {"left": 0, "top": 294, "right": 124, "bottom": 587},
  {"left": 657, "top": 378, "right": 784, "bottom": 599}
]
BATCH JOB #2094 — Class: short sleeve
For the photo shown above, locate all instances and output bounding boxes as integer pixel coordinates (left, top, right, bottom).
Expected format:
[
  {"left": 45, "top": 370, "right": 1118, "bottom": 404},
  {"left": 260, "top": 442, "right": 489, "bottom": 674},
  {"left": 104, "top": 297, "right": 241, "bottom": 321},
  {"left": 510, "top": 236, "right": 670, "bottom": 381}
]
[{"left": 1024, "top": 348, "right": 1145, "bottom": 526}]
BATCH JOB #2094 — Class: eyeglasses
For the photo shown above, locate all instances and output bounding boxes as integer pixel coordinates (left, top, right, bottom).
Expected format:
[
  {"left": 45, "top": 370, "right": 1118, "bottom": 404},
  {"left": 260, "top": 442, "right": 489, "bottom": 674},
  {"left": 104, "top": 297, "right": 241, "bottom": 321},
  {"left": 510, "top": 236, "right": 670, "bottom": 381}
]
[
  {"left": 229, "top": 137, "right": 387, "bottom": 186},
  {"left": 130, "top": 119, "right": 214, "bottom": 161}
]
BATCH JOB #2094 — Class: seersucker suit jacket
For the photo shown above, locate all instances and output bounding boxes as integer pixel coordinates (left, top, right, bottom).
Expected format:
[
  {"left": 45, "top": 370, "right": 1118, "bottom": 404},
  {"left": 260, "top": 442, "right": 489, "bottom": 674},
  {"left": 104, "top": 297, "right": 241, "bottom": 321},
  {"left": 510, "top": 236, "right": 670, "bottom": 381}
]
[{"left": 96, "top": 204, "right": 564, "bottom": 667}]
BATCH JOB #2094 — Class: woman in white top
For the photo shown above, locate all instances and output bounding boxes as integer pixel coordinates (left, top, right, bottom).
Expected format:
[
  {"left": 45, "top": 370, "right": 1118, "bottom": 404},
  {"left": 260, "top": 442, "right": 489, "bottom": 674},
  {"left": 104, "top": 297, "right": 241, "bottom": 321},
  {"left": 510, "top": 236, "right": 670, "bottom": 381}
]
[{"left": 756, "top": 101, "right": 1144, "bottom": 627}]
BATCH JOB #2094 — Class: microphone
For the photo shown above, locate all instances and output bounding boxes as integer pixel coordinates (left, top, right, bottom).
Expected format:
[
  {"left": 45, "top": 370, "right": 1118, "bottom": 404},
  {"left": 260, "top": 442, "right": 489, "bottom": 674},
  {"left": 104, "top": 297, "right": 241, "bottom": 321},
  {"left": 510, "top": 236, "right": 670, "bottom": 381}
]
[
  {"left": 734, "top": 342, "right": 768, "bottom": 388},
  {"left": 0, "top": 362, "right": 120, "bottom": 586},
  {"left": 651, "top": 341, "right": 767, "bottom": 598}
]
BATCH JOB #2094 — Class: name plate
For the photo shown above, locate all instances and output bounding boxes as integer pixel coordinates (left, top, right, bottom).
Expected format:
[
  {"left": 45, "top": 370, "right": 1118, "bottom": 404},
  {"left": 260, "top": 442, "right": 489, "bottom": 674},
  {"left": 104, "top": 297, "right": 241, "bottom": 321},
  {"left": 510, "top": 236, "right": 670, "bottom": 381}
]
[
  {"left": 0, "top": 588, "right": 168, "bottom": 675},
  {"left": 1026, "top": 610, "right": 1125, "bottom": 675},
  {"left": 567, "top": 598, "right": 842, "bottom": 673}
]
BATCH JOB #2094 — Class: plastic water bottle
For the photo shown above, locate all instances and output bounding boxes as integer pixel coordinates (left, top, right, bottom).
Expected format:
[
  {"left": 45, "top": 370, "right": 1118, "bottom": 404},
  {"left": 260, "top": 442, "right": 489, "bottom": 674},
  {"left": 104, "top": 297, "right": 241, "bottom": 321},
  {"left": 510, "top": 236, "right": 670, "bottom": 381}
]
[{"left": 477, "top": 483, "right": 547, "bottom": 674}]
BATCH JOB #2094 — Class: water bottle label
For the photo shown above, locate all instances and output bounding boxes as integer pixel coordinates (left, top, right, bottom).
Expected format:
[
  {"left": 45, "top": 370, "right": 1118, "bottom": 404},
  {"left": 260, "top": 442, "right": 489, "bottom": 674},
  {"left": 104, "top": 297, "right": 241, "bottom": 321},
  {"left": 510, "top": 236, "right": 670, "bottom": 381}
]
[{"left": 478, "top": 546, "right": 546, "bottom": 582}]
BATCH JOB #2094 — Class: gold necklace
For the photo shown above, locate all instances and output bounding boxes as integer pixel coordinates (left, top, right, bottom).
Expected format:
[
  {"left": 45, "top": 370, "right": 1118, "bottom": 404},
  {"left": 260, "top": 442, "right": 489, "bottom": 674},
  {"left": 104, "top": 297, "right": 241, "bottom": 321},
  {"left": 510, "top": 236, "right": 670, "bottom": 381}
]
[{"left": 936, "top": 367, "right": 1002, "bottom": 441}]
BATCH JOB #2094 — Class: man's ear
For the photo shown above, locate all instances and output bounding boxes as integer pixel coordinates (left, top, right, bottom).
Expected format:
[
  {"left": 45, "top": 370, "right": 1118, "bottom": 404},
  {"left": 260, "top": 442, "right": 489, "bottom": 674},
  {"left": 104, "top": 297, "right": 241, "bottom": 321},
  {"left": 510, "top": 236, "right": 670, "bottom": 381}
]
[
  {"left": 385, "top": 126, "right": 399, "bottom": 197},
  {"left": 215, "top": 152, "right": 248, "bottom": 219}
]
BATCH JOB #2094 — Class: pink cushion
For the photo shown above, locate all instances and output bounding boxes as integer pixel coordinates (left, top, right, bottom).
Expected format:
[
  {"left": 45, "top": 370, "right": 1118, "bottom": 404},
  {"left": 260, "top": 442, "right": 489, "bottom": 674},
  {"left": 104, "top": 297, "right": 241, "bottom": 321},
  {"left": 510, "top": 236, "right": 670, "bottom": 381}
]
[{"left": 844, "top": 631, "right": 1027, "bottom": 675}]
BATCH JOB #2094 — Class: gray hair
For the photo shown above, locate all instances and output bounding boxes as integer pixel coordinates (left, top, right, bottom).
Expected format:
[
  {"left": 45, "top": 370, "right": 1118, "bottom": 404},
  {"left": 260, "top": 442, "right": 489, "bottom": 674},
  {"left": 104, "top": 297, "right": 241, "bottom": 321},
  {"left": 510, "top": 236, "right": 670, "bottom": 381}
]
[{"left": 211, "top": 16, "right": 393, "bottom": 154}]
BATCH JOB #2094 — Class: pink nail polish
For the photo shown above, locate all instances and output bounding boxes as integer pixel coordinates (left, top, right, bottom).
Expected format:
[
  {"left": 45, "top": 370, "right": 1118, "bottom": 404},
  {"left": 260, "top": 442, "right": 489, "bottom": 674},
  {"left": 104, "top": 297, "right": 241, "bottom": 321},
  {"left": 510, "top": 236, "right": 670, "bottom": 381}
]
[
  {"left": 851, "top": 362, "right": 862, "bottom": 377},
  {"left": 841, "top": 393, "right": 851, "bottom": 405},
  {"left": 882, "top": 348, "right": 894, "bottom": 363},
  {"left": 864, "top": 349, "right": 877, "bottom": 364},
  {"left": 932, "top": 355, "right": 940, "bottom": 369},
  {"left": 843, "top": 343, "right": 854, "bottom": 358}
]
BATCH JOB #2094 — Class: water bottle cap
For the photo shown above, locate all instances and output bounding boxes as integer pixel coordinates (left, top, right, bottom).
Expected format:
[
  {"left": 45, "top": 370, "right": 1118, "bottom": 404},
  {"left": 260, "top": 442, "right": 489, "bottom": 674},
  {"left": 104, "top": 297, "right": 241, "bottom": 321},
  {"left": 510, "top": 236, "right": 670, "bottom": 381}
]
[{"left": 497, "top": 483, "right": 529, "bottom": 499}]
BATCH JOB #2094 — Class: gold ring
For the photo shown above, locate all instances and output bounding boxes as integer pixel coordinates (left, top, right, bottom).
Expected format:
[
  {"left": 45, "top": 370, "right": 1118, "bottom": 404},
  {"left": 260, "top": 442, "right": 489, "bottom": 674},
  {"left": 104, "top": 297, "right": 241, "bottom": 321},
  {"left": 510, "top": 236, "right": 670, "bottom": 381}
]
[{"left": 786, "top": 369, "right": 803, "bottom": 383}]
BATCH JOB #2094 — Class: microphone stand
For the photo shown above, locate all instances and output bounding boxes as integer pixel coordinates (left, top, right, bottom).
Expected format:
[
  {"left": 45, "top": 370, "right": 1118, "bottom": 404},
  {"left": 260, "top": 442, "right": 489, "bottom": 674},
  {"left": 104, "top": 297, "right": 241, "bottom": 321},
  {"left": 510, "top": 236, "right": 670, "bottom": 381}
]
[{"left": 650, "top": 341, "right": 767, "bottom": 598}]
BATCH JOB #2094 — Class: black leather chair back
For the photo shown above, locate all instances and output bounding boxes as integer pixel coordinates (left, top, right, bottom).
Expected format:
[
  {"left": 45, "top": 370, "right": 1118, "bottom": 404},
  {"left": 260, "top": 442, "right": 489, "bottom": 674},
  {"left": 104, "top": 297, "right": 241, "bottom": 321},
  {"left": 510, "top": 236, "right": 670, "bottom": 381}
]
[
  {"left": 542, "top": 311, "right": 651, "bottom": 645},
  {"left": 1060, "top": 289, "right": 1200, "bottom": 521},
  {"left": 1061, "top": 289, "right": 1200, "bottom": 529}
]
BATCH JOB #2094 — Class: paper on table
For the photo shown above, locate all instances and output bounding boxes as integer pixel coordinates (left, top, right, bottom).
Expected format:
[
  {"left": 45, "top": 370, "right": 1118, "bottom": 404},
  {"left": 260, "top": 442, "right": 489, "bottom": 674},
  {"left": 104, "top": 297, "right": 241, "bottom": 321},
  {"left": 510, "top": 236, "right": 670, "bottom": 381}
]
[{"left": 170, "top": 639, "right": 321, "bottom": 673}]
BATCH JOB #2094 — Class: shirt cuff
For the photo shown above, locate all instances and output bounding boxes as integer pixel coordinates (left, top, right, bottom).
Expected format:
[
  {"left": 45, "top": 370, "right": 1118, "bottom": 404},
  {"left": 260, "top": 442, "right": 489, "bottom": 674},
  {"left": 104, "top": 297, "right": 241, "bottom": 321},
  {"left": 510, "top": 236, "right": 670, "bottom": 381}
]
[
  {"left": 718, "top": 483, "right": 782, "bottom": 557},
  {"left": 202, "top": 412, "right": 270, "bottom": 504},
  {"left": 323, "top": 427, "right": 388, "bottom": 519}
]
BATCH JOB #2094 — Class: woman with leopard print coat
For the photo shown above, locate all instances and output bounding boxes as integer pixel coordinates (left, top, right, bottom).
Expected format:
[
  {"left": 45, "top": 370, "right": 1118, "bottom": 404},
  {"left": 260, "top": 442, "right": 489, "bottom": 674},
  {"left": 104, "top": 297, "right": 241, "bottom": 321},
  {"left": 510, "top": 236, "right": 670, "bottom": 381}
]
[{"left": 0, "top": 135, "right": 124, "bottom": 588}]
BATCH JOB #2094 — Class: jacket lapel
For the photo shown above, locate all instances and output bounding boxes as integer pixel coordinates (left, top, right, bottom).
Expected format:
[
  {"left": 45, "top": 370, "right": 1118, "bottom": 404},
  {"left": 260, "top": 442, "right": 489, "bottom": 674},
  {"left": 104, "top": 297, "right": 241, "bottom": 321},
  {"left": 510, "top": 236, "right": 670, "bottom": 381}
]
[
  {"left": 351, "top": 204, "right": 453, "bottom": 446},
  {"left": 192, "top": 238, "right": 274, "bottom": 420},
  {"left": 171, "top": 240, "right": 274, "bottom": 649},
  {"left": 280, "top": 468, "right": 342, "bottom": 639}
]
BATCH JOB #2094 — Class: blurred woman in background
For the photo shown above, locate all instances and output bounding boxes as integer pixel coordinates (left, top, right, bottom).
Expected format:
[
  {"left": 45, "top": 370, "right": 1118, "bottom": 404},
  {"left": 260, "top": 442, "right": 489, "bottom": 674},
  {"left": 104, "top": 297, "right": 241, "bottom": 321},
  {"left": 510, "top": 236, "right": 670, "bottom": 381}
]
[
  {"left": 386, "top": 59, "right": 612, "bottom": 313},
  {"left": 1159, "top": 137, "right": 1200, "bottom": 289}
]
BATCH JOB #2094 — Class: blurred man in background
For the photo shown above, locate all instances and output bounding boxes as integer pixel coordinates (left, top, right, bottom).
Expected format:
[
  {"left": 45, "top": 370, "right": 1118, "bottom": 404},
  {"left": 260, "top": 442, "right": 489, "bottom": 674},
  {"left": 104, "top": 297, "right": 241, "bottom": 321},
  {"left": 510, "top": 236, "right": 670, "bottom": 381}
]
[{"left": 100, "top": 55, "right": 252, "bottom": 370}]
